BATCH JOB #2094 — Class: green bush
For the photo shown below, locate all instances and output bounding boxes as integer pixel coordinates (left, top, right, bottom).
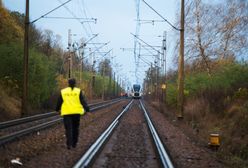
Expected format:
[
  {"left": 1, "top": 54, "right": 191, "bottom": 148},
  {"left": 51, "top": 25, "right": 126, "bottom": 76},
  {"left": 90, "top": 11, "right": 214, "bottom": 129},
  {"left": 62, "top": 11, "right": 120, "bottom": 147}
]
[
  {"left": 183, "top": 62, "right": 248, "bottom": 113},
  {"left": 0, "top": 43, "right": 23, "bottom": 95},
  {"left": 233, "top": 88, "right": 248, "bottom": 99},
  {"left": 28, "top": 49, "right": 57, "bottom": 105},
  {"left": 166, "top": 62, "right": 248, "bottom": 111},
  {"left": 185, "top": 72, "right": 210, "bottom": 96},
  {"left": 93, "top": 74, "right": 118, "bottom": 98},
  {"left": 166, "top": 82, "right": 177, "bottom": 106},
  {"left": 185, "top": 63, "right": 248, "bottom": 96},
  {"left": 0, "top": 42, "right": 58, "bottom": 107}
]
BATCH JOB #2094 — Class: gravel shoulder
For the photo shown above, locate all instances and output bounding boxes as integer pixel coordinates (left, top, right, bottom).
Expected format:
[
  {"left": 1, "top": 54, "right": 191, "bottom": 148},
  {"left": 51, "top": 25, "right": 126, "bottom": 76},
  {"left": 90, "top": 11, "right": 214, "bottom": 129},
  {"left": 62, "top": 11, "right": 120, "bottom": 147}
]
[{"left": 145, "top": 101, "right": 227, "bottom": 168}]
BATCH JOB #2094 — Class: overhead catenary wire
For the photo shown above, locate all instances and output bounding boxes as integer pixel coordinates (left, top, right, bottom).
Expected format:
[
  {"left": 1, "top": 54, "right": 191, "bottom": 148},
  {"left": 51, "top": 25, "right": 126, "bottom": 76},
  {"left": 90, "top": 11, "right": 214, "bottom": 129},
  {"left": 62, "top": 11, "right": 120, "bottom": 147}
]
[
  {"left": 78, "top": 34, "right": 99, "bottom": 49},
  {"left": 136, "top": 42, "right": 162, "bottom": 66},
  {"left": 80, "top": 42, "right": 110, "bottom": 60},
  {"left": 139, "top": 56, "right": 153, "bottom": 66},
  {"left": 56, "top": 0, "right": 93, "bottom": 56},
  {"left": 57, "top": 0, "right": 107, "bottom": 59},
  {"left": 139, "top": 53, "right": 161, "bottom": 66},
  {"left": 57, "top": 0, "right": 109, "bottom": 63},
  {"left": 93, "top": 49, "right": 113, "bottom": 63},
  {"left": 135, "top": 19, "right": 166, "bottom": 26},
  {"left": 31, "top": 0, "right": 72, "bottom": 23},
  {"left": 131, "top": 33, "right": 163, "bottom": 55},
  {"left": 57, "top": 0, "right": 91, "bottom": 37},
  {"left": 141, "top": 0, "right": 181, "bottom": 31},
  {"left": 79, "top": 0, "right": 121, "bottom": 84},
  {"left": 139, "top": 42, "right": 160, "bottom": 56},
  {"left": 42, "top": 16, "right": 97, "bottom": 22},
  {"left": 101, "top": 49, "right": 112, "bottom": 58},
  {"left": 78, "top": 0, "right": 108, "bottom": 58},
  {"left": 69, "top": 0, "right": 125, "bottom": 84},
  {"left": 134, "top": 0, "right": 141, "bottom": 84},
  {"left": 79, "top": 0, "right": 95, "bottom": 37}
]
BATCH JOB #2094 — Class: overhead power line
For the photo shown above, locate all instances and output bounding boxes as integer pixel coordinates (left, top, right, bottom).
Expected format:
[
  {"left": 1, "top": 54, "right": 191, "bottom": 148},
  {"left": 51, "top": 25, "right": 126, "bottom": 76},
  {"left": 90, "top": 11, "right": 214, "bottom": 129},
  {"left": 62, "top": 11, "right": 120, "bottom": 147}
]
[
  {"left": 81, "top": 42, "right": 110, "bottom": 60},
  {"left": 57, "top": 0, "right": 90, "bottom": 36},
  {"left": 141, "top": 0, "right": 181, "bottom": 31},
  {"left": 79, "top": 0, "right": 109, "bottom": 59},
  {"left": 131, "top": 33, "right": 162, "bottom": 55},
  {"left": 134, "top": 0, "right": 141, "bottom": 84},
  {"left": 31, "top": 0, "right": 72, "bottom": 23},
  {"left": 43, "top": 16, "right": 97, "bottom": 23},
  {"left": 83, "top": 34, "right": 98, "bottom": 45},
  {"left": 58, "top": 0, "right": 110, "bottom": 59},
  {"left": 135, "top": 19, "right": 165, "bottom": 25}
]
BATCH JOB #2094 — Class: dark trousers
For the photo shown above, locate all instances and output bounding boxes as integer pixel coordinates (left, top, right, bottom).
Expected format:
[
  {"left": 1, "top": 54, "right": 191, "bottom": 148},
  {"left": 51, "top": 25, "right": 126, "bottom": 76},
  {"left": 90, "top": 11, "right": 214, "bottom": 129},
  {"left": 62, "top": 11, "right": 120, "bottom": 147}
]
[{"left": 63, "top": 114, "right": 80, "bottom": 148}]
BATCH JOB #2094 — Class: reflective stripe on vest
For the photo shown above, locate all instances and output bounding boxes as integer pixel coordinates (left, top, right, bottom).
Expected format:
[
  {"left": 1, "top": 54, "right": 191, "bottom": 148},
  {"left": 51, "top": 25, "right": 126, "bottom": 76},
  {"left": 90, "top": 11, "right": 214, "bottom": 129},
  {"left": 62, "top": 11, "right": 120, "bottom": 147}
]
[{"left": 61, "top": 87, "right": 84, "bottom": 116}]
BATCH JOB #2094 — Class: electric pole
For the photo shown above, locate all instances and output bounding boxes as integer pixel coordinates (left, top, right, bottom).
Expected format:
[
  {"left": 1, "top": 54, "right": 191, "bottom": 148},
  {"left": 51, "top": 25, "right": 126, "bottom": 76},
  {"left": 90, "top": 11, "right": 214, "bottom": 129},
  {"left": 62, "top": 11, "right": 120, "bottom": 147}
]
[
  {"left": 116, "top": 75, "right": 119, "bottom": 97},
  {"left": 102, "top": 63, "right": 105, "bottom": 100},
  {"left": 21, "top": 0, "right": 29, "bottom": 116},
  {"left": 150, "top": 63, "right": 153, "bottom": 96},
  {"left": 68, "top": 29, "right": 72, "bottom": 78},
  {"left": 113, "top": 72, "right": 115, "bottom": 97},
  {"left": 177, "top": 0, "right": 185, "bottom": 119},
  {"left": 162, "top": 31, "right": 167, "bottom": 104},
  {"left": 90, "top": 48, "right": 96, "bottom": 100},
  {"left": 108, "top": 70, "right": 112, "bottom": 98},
  {"left": 79, "top": 54, "right": 82, "bottom": 85},
  {"left": 155, "top": 52, "right": 159, "bottom": 101}
]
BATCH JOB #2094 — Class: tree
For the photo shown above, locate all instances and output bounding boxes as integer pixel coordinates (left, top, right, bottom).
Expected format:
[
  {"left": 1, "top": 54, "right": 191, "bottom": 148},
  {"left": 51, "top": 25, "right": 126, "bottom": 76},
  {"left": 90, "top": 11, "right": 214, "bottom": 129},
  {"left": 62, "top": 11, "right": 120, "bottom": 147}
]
[
  {"left": 0, "top": 7, "right": 23, "bottom": 43},
  {"left": 216, "top": 0, "right": 248, "bottom": 60},
  {"left": 174, "top": 0, "right": 248, "bottom": 74},
  {"left": 98, "top": 59, "right": 112, "bottom": 77}
]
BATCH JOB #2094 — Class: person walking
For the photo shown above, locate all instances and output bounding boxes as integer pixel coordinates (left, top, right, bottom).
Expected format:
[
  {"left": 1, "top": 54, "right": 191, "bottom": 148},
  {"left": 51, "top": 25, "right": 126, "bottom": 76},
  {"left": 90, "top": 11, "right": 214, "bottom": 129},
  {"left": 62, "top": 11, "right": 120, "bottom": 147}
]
[{"left": 56, "top": 78, "right": 90, "bottom": 149}]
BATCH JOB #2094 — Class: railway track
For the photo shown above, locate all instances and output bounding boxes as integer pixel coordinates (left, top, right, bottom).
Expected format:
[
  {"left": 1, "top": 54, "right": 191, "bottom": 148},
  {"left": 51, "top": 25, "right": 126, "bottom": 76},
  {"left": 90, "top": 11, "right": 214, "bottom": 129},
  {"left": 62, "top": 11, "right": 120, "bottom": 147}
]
[
  {"left": 73, "top": 99, "right": 174, "bottom": 168},
  {"left": 0, "top": 98, "right": 124, "bottom": 146}
]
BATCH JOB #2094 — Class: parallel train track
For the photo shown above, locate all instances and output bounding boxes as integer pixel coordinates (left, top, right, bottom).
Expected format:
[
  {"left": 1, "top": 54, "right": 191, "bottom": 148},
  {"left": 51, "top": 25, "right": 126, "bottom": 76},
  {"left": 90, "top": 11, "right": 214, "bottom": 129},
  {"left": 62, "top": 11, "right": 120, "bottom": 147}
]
[{"left": 0, "top": 98, "right": 123, "bottom": 146}]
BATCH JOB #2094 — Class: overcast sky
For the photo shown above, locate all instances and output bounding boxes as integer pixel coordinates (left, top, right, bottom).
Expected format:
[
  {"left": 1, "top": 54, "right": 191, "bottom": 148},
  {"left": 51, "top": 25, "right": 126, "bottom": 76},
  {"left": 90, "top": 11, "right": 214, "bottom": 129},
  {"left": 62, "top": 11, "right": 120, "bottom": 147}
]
[{"left": 3, "top": 0, "right": 178, "bottom": 88}]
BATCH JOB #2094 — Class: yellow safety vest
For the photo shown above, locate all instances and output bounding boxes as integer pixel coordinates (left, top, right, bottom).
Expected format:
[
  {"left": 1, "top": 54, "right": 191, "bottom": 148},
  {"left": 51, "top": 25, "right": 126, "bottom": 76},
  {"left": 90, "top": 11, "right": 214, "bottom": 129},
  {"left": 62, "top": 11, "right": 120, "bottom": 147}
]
[{"left": 61, "top": 87, "right": 85, "bottom": 116}]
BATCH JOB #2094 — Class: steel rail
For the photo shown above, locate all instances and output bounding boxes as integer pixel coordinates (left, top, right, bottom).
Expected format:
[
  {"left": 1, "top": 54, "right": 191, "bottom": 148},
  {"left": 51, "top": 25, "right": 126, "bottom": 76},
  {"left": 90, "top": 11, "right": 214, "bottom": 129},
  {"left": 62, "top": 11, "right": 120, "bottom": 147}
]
[
  {"left": 73, "top": 100, "right": 133, "bottom": 168},
  {"left": 0, "top": 112, "right": 58, "bottom": 129},
  {"left": 88, "top": 98, "right": 122, "bottom": 107},
  {"left": 90, "top": 98, "right": 123, "bottom": 111},
  {"left": 0, "top": 98, "right": 125, "bottom": 146},
  {"left": 139, "top": 100, "right": 174, "bottom": 168},
  {"left": 0, "top": 98, "right": 123, "bottom": 129},
  {"left": 0, "top": 118, "right": 62, "bottom": 146}
]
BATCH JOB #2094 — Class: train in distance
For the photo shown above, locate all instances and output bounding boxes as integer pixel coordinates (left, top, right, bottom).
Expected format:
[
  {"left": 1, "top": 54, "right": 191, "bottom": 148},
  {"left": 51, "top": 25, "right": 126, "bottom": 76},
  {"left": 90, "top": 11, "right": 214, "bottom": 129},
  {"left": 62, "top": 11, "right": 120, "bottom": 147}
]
[{"left": 132, "top": 84, "right": 142, "bottom": 99}]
